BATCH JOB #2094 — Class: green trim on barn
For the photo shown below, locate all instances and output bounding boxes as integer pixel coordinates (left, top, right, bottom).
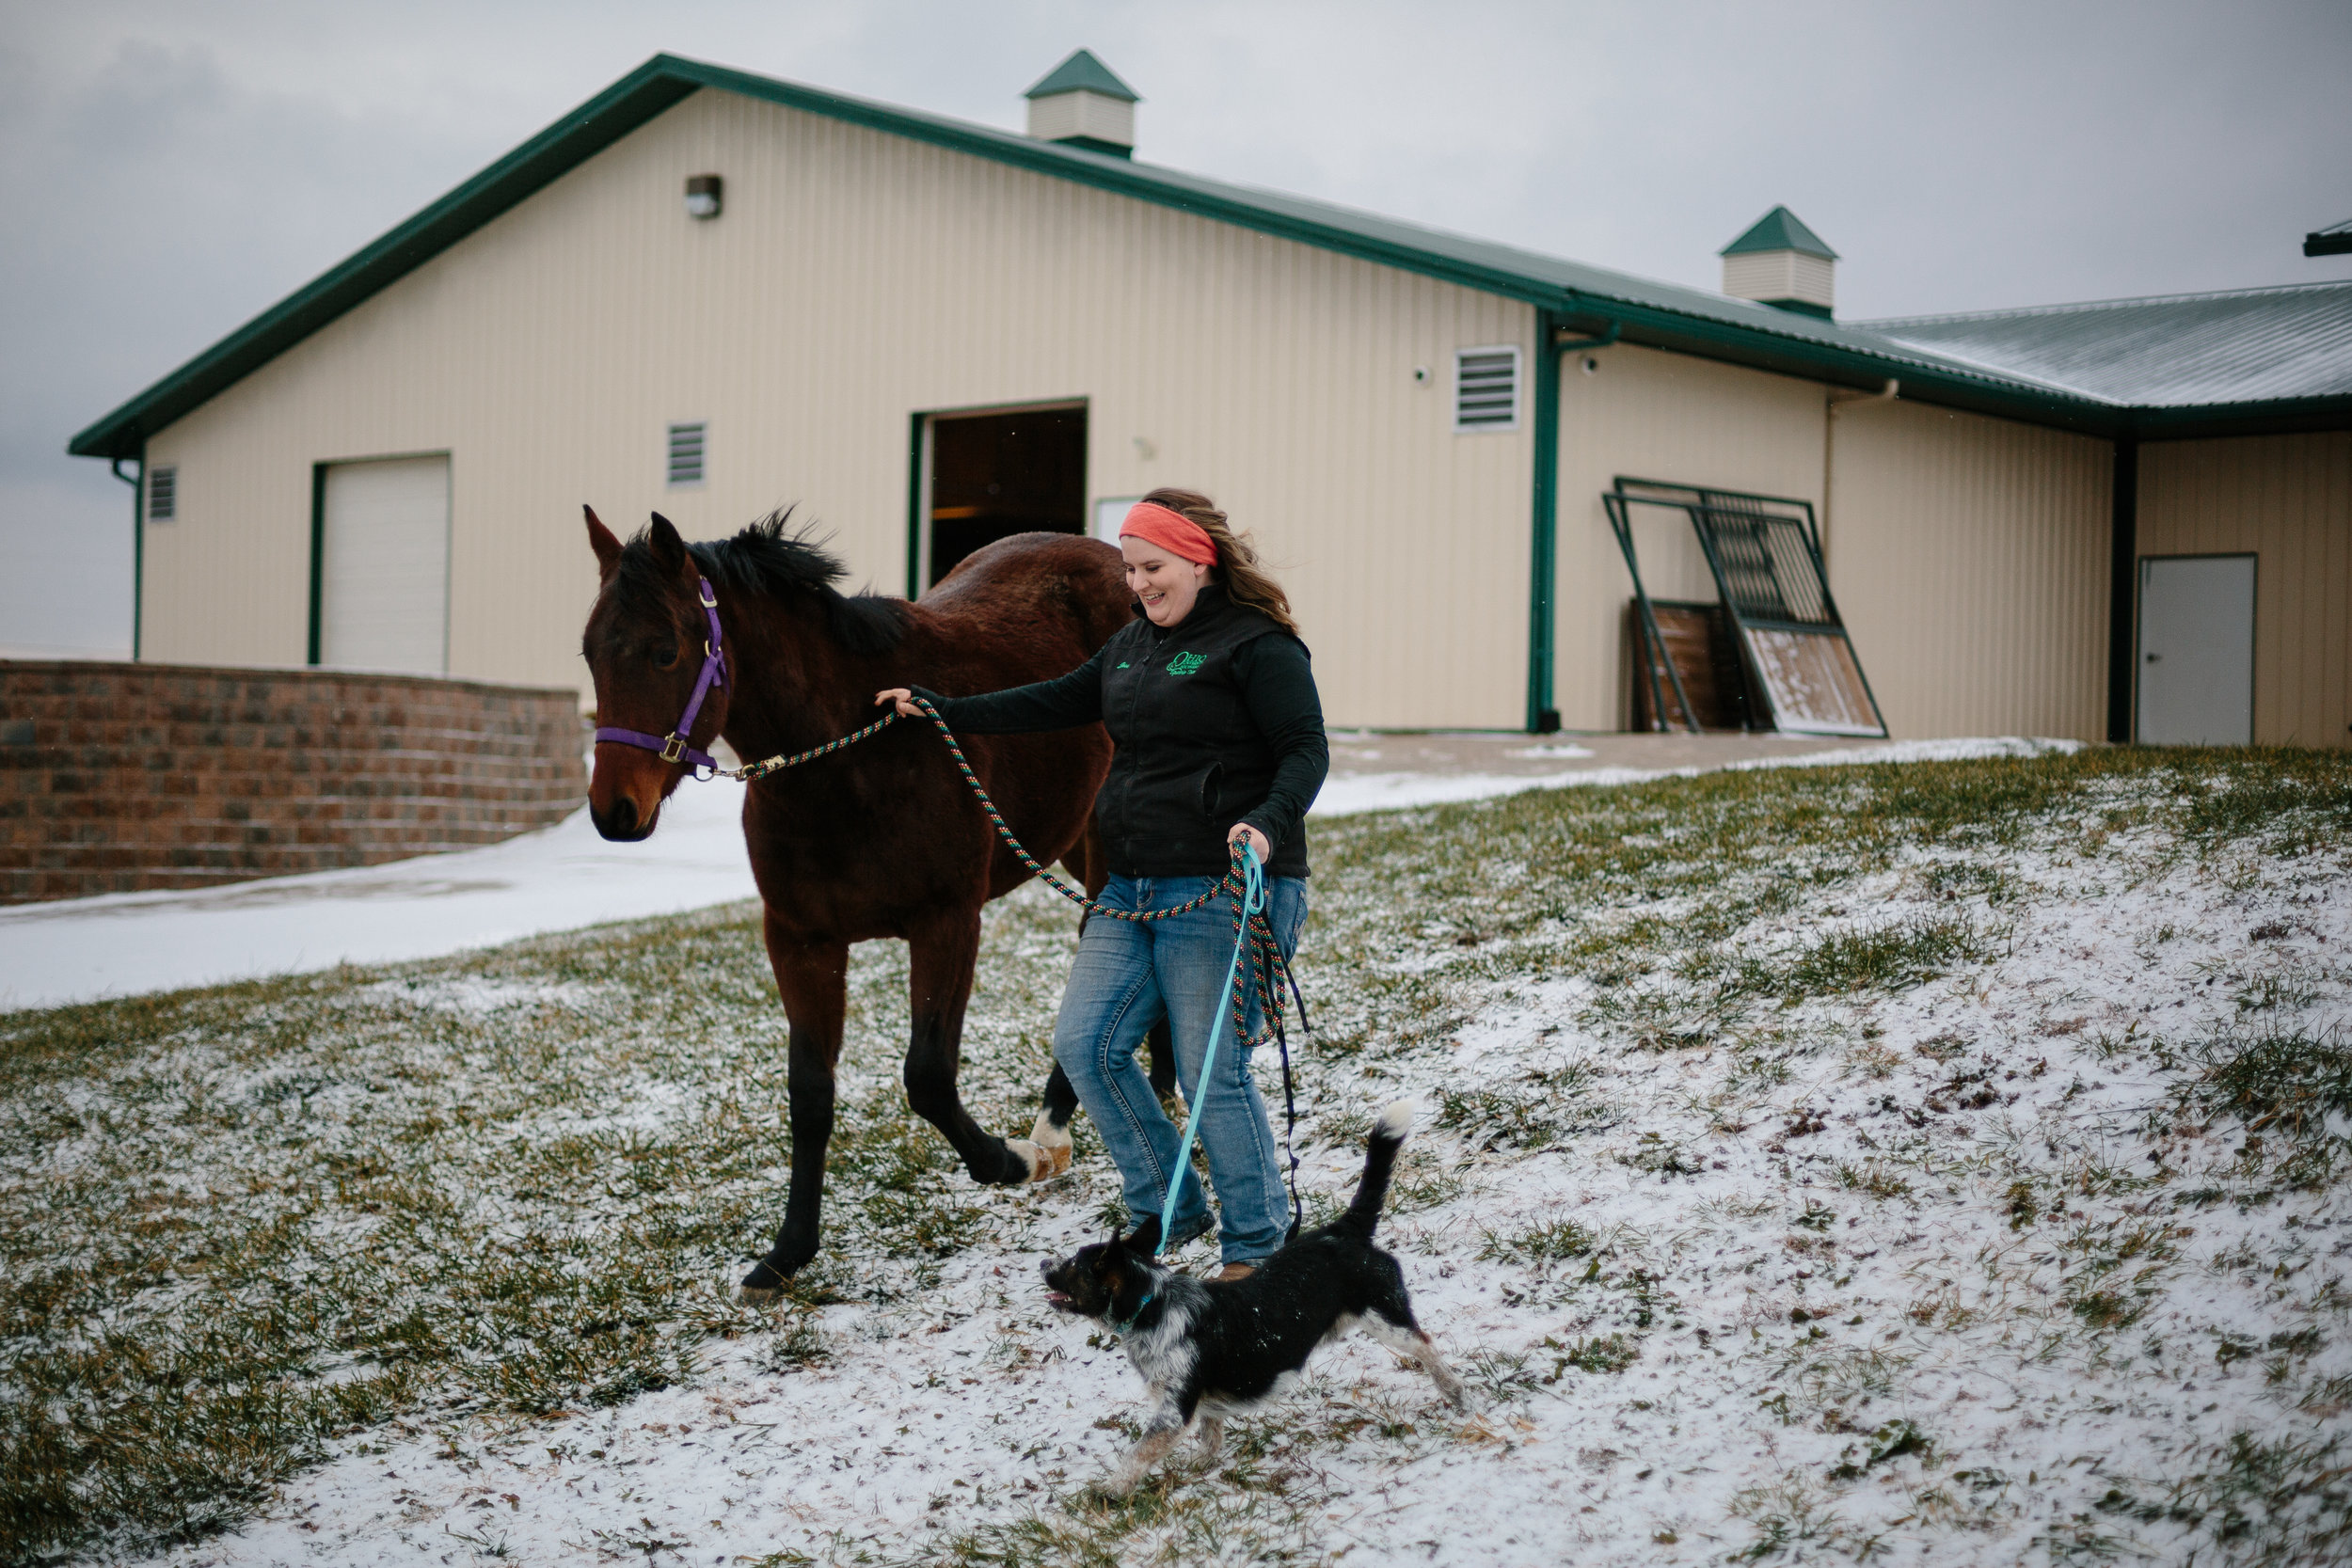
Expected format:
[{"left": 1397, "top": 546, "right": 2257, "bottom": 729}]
[
  {"left": 1049, "top": 135, "right": 1136, "bottom": 160},
  {"left": 307, "top": 463, "right": 328, "bottom": 666},
  {"left": 904, "top": 412, "right": 927, "bottom": 600},
  {"left": 1525, "top": 315, "right": 1565, "bottom": 733},
  {"left": 68, "top": 53, "right": 2351, "bottom": 467}
]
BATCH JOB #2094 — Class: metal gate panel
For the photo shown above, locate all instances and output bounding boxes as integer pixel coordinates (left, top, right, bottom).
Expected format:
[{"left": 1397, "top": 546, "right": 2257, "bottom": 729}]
[{"left": 1607, "top": 478, "right": 1888, "bottom": 737}]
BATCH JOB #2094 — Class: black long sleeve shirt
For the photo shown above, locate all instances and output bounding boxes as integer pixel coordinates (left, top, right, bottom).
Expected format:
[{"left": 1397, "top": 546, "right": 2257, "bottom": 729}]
[{"left": 919, "top": 589, "right": 1327, "bottom": 878}]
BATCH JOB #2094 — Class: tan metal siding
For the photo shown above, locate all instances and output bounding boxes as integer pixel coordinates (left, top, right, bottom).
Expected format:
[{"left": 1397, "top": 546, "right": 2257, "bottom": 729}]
[
  {"left": 2137, "top": 433, "right": 2352, "bottom": 748},
  {"left": 141, "top": 87, "right": 1533, "bottom": 729},
  {"left": 1552, "top": 345, "right": 1828, "bottom": 731},
  {"left": 1824, "top": 400, "right": 2109, "bottom": 740}
]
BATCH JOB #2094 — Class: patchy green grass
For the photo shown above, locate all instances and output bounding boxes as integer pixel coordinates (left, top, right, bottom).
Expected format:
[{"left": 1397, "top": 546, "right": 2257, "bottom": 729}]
[
  {"left": 5, "top": 744, "right": 2351, "bottom": 1565},
  {"left": 0, "top": 903, "right": 1076, "bottom": 1563}
]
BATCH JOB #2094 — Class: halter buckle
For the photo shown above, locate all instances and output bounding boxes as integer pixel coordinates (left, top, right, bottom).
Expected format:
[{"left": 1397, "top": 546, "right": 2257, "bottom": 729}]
[
  {"left": 698, "top": 583, "right": 718, "bottom": 609},
  {"left": 659, "top": 733, "right": 687, "bottom": 764}
]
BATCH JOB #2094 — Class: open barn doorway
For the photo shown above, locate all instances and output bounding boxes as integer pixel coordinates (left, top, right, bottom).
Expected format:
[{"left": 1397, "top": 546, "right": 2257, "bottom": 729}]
[{"left": 916, "top": 403, "right": 1087, "bottom": 589}]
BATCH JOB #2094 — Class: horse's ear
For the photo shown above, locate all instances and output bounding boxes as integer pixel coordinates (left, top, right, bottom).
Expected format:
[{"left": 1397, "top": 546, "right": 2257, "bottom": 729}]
[
  {"left": 647, "top": 513, "right": 688, "bottom": 572},
  {"left": 584, "top": 506, "right": 624, "bottom": 580}
]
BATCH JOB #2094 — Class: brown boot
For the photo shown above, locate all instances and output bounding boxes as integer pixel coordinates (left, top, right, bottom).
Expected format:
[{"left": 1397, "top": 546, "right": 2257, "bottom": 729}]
[{"left": 1210, "top": 1262, "right": 1257, "bottom": 1283}]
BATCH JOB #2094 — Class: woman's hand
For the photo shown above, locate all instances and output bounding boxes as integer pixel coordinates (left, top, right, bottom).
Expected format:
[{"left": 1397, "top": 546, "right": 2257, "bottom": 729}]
[
  {"left": 1227, "top": 822, "right": 1270, "bottom": 864},
  {"left": 874, "top": 688, "right": 924, "bottom": 719}
]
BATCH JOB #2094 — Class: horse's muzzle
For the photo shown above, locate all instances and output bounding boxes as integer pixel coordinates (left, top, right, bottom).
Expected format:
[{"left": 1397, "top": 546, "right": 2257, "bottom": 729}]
[{"left": 590, "top": 794, "right": 657, "bottom": 841}]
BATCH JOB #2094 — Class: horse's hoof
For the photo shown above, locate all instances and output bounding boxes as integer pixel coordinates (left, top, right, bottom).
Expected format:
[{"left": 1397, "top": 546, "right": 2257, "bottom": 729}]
[{"left": 739, "top": 1254, "right": 793, "bottom": 1303}]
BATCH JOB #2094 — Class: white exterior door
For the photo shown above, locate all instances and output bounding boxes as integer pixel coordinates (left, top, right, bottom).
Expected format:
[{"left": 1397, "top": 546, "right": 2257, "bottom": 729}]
[
  {"left": 2137, "top": 554, "right": 2254, "bottom": 745},
  {"left": 320, "top": 455, "right": 450, "bottom": 673}
]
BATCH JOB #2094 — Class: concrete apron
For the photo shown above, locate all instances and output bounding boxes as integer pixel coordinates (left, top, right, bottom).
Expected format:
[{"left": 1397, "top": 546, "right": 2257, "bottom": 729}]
[{"left": 1325, "top": 729, "right": 1896, "bottom": 787}]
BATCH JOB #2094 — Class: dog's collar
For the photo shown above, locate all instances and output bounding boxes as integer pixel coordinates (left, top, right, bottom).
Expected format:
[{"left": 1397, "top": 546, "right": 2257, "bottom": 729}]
[{"left": 1109, "top": 1291, "right": 1156, "bottom": 1334}]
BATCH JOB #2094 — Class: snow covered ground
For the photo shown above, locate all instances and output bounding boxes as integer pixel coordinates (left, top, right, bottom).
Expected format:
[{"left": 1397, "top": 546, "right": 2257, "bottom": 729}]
[
  {"left": 0, "top": 736, "right": 2061, "bottom": 1012},
  {"left": 8, "top": 748, "right": 2340, "bottom": 1567}
]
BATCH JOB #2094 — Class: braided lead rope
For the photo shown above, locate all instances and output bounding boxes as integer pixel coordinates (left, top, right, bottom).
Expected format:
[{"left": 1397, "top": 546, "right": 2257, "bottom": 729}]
[
  {"left": 905, "top": 699, "right": 1297, "bottom": 1050},
  {"left": 728, "top": 711, "right": 903, "bottom": 781}
]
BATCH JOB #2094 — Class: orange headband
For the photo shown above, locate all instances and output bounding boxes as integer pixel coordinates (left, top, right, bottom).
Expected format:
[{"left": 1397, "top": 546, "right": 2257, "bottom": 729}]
[{"left": 1119, "top": 502, "right": 1218, "bottom": 566}]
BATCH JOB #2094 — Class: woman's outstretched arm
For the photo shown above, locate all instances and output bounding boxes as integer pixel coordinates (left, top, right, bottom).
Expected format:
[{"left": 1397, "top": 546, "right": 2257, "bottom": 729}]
[{"left": 877, "top": 644, "right": 1109, "bottom": 734}]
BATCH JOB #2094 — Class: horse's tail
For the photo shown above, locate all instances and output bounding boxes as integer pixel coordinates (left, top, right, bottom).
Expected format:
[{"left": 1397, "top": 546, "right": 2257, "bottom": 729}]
[{"left": 1338, "top": 1100, "right": 1417, "bottom": 1242}]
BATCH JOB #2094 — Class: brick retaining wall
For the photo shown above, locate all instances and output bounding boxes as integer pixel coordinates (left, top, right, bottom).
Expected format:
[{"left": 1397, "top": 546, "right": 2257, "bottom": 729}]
[{"left": 0, "top": 660, "right": 586, "bottom": 904}]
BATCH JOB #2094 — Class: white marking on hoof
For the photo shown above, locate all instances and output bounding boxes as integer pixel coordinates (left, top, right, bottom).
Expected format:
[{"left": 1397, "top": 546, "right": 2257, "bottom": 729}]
[
  {"left": 1007, "top": 1137, "right": 1071, "bottom": 1182},
  {"left": 1017, "top": 1117, "right": 1074, "bottom": 1180}
]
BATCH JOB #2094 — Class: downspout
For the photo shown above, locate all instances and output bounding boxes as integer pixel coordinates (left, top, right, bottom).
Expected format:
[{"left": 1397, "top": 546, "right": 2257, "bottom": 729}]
[
  {"left": 1821, "top": 378, "right": 1898, "bottom": 564},
  {"left": 111, "top": 451, "right": 142, "bottom": 661},
  {"left": 1525, "top": 312, "right": 1620, "bottom": 733},
  {"left": 2107, "top": 437, "right": 2137, "bottom": 743}
]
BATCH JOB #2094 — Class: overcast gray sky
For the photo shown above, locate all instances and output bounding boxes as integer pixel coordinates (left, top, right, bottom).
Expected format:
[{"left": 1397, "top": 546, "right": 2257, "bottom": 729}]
[{"left": 5, "top": 0, "right": 2347, "bottom": 657}]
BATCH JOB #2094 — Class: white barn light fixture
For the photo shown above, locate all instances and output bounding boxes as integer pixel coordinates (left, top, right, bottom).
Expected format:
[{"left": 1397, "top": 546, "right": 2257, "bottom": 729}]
[{"left": 685, "top": 174, "right": 723, "bottom": 219}]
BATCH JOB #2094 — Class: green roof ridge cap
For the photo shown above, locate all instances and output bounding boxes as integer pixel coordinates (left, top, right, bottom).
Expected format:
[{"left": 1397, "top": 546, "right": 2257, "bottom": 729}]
[
  {"left": 1721, "top": 205, "right": 1838, "bottom": 260},
  {"left": 1024, "top": 49, "right": 1138, "bottom": 103}
]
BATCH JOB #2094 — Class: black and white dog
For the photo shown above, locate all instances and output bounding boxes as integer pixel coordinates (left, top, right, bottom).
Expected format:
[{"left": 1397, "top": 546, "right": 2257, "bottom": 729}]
[{"left": 1041, "top": 1101, "right": 1467, "bottom": 1495}]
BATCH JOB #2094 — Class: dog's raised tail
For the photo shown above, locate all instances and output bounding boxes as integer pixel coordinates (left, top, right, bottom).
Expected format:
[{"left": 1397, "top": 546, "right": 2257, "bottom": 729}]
[{"left": 1340, "top": 1100, "right": 1418, "bottom": 1240}]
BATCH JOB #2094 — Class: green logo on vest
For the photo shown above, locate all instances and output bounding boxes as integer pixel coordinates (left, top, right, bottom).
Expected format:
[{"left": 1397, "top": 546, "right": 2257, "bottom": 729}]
[
  {"left": 1117, "top": 661, "right": 1130, "bottom": 669},
  {"left": 1166, "top": 651, "right": 1206, "bottom": 676}
]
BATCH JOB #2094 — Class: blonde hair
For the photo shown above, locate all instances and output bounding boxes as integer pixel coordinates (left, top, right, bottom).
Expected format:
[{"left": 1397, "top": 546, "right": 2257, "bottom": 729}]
[{"left": 1139, "top": 487, "right": 1300, "bottom": 638}]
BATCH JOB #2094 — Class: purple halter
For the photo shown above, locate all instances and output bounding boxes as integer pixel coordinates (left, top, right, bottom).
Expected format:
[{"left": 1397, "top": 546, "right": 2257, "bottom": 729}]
[{"left": 595, "top": 576, "right": 727, "bottom": 770}]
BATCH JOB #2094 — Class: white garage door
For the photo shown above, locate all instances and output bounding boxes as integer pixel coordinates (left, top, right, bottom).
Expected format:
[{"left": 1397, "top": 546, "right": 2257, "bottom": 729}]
[
  {"left": 2137, "top": 554, "right": 2255, "bottom": 745},
  {"left": 320, "top": 455, "right": 450, "bottom": 673}
]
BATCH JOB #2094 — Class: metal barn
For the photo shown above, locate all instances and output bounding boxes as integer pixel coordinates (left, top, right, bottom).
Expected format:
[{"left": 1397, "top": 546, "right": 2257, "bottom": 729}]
[{"left": 70, "top": 53, "right": 2352, "bottom": 743}]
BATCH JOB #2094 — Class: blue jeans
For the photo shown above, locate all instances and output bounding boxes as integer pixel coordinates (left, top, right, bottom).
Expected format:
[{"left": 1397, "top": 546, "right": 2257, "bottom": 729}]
[{"left": 1054, "top": 873, "right": 1309, "bottom": 1265}]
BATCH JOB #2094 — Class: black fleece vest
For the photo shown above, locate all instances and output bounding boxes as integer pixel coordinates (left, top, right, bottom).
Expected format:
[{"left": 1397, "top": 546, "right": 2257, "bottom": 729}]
[{"left": 1095, "top": 590, "right": 1310, "bottom": 879}]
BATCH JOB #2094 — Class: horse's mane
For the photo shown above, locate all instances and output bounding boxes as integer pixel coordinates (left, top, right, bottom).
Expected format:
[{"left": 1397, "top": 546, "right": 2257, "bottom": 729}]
[{"left": 625, "top": 509, "right": 909, "bottom": 655}]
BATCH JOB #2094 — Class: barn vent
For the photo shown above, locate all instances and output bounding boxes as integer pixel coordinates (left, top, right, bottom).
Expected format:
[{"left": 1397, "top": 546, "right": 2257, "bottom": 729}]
[
  {"left": 1454, "top": 347, "right": 1520, "bottom": 432},
  {"left": 1024, "top": 50, "right": 1139, "bottom": 158},
  {"left": 666, "top": 422, "right": 707, "bottom": 487},
  {"left": 147, "top": 466, "right": 178, "bottom": 521},
  {"left": 1720, "top": 206, "right": 1838, "bottom": 319}
]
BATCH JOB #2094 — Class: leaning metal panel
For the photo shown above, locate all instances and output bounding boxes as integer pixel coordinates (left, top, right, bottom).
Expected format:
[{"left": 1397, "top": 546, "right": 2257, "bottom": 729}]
[{"left": 1607, "top": 478, "right": 1888, "bottom": 738}]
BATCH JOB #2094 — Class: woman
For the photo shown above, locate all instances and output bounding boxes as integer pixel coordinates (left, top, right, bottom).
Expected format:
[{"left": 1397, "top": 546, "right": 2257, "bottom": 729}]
[{"left": 878, "top": 488, "right": 1327, "bottom": 1279}]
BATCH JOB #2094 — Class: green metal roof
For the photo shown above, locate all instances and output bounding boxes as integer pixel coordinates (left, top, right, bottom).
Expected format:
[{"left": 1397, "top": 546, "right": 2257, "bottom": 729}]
[
  {"left": 1721, "top": 206, "right": 1837, "bottom": 261},
  {"left": 68, "top": 54, "right": 2349, "bottom": 462},
  {"left": 1024, "top": 49, "right": 1138, "bottom": 103},
  {"left": 1860, "top": 281, "right": 2352, "bottom": 411}
]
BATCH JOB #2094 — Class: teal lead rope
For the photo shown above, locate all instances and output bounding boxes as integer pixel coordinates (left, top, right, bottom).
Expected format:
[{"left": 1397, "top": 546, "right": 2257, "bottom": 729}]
[
  {"left": 1157, "top": 844, "right": 1265, "bottom": 1255},
  {"left": 714, "top": 695, "right": 1309, "bottom": 1259}
]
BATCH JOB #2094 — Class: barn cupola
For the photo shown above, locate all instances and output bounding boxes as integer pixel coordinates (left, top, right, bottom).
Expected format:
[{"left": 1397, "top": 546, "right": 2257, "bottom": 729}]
[
  {"left": 1720, "top": 206, "right": 1838, "bottom": 320},
  {"left": 1024, "top": 49, "right": 1140, "bottom": 158}
]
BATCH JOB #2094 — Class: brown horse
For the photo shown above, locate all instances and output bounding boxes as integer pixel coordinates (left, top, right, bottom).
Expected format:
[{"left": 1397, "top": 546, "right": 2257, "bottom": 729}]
[{"left": 581, "top": 508, "right": 1150, "bottom": 1296}]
